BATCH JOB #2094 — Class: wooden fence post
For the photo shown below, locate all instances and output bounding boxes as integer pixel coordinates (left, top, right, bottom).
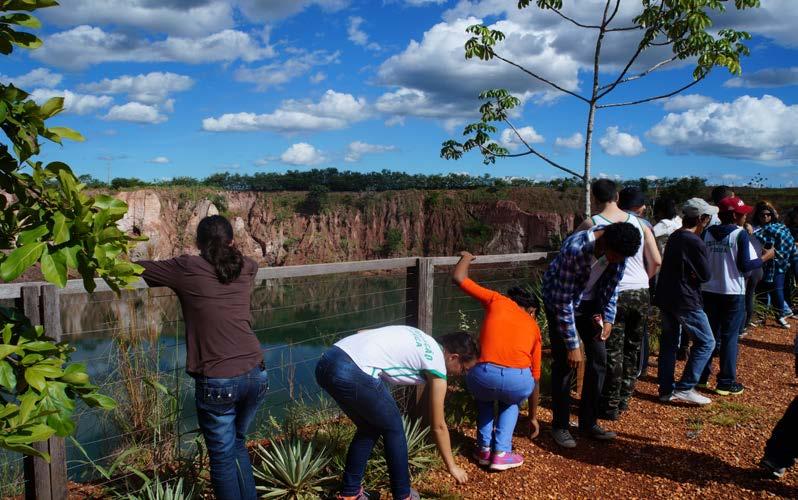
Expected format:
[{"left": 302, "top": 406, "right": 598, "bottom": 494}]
[
  {"left": 404, "top": 258, "right": 435, "bottom": 420},
  {"left": 21, "top": 285, "right": 67, "bottom": 500}
]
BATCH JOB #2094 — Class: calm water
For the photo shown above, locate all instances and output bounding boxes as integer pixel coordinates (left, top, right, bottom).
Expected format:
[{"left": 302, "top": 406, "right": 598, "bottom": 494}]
[{"left": 0, "top": 263, "right": 545, "bottom": 488}]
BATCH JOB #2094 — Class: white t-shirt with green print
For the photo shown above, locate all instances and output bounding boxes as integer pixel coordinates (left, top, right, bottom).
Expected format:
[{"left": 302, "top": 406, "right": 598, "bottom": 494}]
[{"left": 335, "top": 325, "right": 447, "bottom": 385}]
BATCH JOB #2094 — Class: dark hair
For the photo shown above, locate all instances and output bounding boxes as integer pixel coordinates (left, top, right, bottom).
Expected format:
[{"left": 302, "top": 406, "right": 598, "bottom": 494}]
[
  {"left": 507, "top": 286, "right": 539, "bottom": 310},
  {"left": 196, "top": 215, "right": 244, "bottom": 284},
  {"left": 654, "top": 198, "right": 677, "bottom": 220},
  {"left": 711, "top": 185, "right": 734, "bottom": 205},
  {"left": 682, "top": 214, "right": 709, "bottom": 229},
  {"left": 437, "top": 332, "right": 479, "bottom": 363},
  {"left": 618, "top": 186, "right": 645, "bottom": 210},
  {"left": 753, "top": 201, "right": 779, "bottom": 226},
  {"left": 718, "top": 210, "right": 736, "bottom": 225},
  {"left": 602, "top": 222, "right": 641, "bottom": 257},
  {"left": 592, "top": 179, "right": 618, "bottom": 204}
]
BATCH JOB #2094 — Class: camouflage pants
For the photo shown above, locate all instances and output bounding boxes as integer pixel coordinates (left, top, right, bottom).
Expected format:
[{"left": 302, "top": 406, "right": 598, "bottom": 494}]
[{"left": 599, "top": 289, "right": 649, "bottom": 413}]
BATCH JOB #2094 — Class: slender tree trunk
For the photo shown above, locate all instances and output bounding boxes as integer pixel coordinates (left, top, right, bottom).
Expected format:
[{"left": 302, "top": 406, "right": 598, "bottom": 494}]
[{"left": 584, "top": 102, "right": 597, "bottom": 218}]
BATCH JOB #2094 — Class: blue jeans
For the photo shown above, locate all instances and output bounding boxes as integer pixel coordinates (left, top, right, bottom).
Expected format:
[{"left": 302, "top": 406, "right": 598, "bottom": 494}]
[
  {"left": 466, "top": 363, "right": 534, "bottom": 452},
  {"left": 657, "top": 309, "right": 716, "bottom": 396},
  {"left": 315, "top": 346, "right": 409, "bottom": 500},
  {"left": 762, "top": 272, "right": 788, "bottom": 319},
  {"left": 701, "top": 293, "right": 745, "bottom": 387},
  {"left": 194, "top": 363, "right": 268, "bottom": 500}
]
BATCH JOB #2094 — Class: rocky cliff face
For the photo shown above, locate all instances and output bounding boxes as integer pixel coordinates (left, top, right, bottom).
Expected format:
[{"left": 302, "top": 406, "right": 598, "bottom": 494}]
[{"left": 115, "top": 188, "right": 579, "bottom": 264}]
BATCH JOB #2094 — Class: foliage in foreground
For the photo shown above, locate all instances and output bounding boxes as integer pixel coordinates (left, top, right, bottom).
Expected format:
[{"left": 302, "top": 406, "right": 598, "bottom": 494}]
[
  {"left": 0, "top": 0, "right": 141, "bottom": 458},
  {"left": 254, "top": 439, "right": 334, "bottom": 500}
]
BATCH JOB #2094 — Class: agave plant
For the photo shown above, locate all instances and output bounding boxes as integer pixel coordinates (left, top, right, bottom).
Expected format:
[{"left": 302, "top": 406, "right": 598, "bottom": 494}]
[
  {"left": 126, "top": 477, "right": 194, "bottom": 500},
  {"left": 254, "top": 438, "right": 334, "bottom": 500}
]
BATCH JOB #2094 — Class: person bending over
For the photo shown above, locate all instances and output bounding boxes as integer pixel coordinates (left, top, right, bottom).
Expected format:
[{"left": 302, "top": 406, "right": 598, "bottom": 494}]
[
  {"left": 316, "top": 326, "right": 477, "bottom": 500},
  {"left": 137, "top": 215, "right": 267, "bottom": 500},
  {"left": 452, "top": 251, "right": 542, "bottom": 471},
  {"left": 542, "top": 221, "right": 641, "bottom": 449}
]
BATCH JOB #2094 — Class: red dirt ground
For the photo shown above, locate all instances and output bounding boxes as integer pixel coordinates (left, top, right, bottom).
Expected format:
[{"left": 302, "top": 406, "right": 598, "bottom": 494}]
[{"left": 424, "top": 323, "right": 798, "bottom": 499}]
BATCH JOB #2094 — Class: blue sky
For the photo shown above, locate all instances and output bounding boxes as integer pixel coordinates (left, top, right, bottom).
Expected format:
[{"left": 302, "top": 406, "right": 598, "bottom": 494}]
[{"left": 5, "top": 0, "right": 798, "bottom": 186}]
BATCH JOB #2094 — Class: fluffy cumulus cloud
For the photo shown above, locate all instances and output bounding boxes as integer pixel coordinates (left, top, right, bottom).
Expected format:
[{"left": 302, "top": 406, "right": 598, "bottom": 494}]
[
  {"left": 41, "top": 0, "right": 234, "bottom": 37},
  {"left": 647, "top": 94, "right": 798, "bottom": 164},
  {"left": 281, "top": 143, "right": 325, "bottom": 166},
  {"left": 148, "top": 156, "right": 170, "bottom": 164},
  {"left": 555, "top": 132, "right": 583, "bottom": 149},
  {"left": 725, "top": 67, "right": 798, "bottom": 89},
  {"left": 599, "top": 126, "right": 646, "bottom": 157},
  {"left": 235, "top": 0, "right": 350, "bottom": 22},
  {"left": 80, "top": 72, "right": 194, "bottom": 105},
  {"left": 33, "top": 26, "right": 274, "bottom": 70},
  {"left": 1, "top": 68, "right": 63, "bottom": 88},
  {"left": 347, "top": 17, "right": 380, "bottom": 50},
  {"left": 104, "top": 102, "right": 167, "bottom": 124},
  {"left": 714, "top": 0, "right": 798, "bottom": 49},
  {"left": 202, "top": 90, "right": 370, "bottom": 133},
  {"left": 499, "top": 126, "right": 544, "bottom": 151},
  {"left": 344, "top": 141, "right": 397, "bottom": 162},
  {"left": 663, "top": 94, "right": 717, "bottom": 112},
  {"left": 235, "top": 50, "right": 339, "bottom": 91},
  {"left": 29, "top": 88, "right": 113, "bottom": 115}
]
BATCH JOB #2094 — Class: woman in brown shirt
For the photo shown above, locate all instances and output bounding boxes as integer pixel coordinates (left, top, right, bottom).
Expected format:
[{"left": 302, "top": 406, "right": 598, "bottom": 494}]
[{"left": 138, "top": 215, "right": 266, "bottom": 500}]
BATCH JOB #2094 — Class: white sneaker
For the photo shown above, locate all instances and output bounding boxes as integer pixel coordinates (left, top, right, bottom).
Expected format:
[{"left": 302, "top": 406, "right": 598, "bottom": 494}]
[
  {"left": 672, "top": 389, "right": 712, "bottom": 405},
  {"left": 658, "top": 393, "right": 675, "bottom": 402},
  {"left": 778, "top": 317, "right": 792, "bottom": 329}
]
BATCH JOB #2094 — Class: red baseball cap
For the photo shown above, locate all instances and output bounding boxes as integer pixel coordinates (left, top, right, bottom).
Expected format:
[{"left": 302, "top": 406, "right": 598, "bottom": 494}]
[{"left": 718, "top": 196, "right": 753, "bottom": 215}]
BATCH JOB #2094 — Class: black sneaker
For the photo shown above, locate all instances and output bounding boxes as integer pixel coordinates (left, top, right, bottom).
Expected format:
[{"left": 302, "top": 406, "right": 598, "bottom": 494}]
[
  {"left": 580, "top": 424, "right": 616, "bottom": 441},
  {"left": 760, "top": 457, "right": 787, "bottom": 479},
  {"left": 618, "top": 400, "right": 629, "bottom": 413},
  {"left": 715, "top": 382, "right": 745, "bottom": 396},
  {"left": 597, "top": 409, "right": 619, "bottom": 421}
]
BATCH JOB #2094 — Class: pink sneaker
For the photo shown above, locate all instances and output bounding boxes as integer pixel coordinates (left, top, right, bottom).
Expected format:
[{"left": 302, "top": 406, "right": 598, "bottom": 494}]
[
  {"left": 473, "top": 446, "right": 491, "bottom": 466},
  {"left": 489, "top": 451, "right": 524, "bottom": 471}
]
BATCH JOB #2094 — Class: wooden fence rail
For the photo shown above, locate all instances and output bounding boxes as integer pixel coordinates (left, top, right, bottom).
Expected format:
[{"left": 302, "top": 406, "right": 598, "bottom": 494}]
[{"left": 2, "top": 252, "right": 551, "bottom": 499}]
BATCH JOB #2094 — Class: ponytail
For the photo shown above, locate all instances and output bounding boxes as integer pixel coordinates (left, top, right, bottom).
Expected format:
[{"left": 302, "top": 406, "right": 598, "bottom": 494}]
[{"left": 196, "top": 215, "right": 244, "bottom": 284}]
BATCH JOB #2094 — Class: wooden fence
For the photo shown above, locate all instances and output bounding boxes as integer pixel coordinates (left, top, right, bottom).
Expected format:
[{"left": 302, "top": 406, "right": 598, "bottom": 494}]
[{"left": 1, "top": 252, "right": 551, "bottom": 499}]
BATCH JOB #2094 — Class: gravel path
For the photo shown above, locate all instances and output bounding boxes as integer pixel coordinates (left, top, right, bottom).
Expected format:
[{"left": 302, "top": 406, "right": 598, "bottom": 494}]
[{"left": 425, "top": 323, "right": 798, "bottom": 499}]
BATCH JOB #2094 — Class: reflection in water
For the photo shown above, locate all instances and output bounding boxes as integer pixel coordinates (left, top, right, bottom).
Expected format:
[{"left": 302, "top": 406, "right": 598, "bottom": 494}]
[{"left": 3, "top": 263, "right": 545, "bottom": 485}]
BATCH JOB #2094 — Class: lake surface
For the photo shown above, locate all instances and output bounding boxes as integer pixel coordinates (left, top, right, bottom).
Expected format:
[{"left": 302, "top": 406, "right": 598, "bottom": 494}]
[{"left": 0, "top": 262, "right": 546, "bottom": 491}]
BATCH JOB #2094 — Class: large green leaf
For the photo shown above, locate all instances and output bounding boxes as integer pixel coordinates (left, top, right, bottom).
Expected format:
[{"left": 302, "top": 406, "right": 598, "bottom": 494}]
[
  {"left": 6, "top": 423, "right": 56, "bottom": 444},
  {"left": 0, "top": 13, "right": 42, "bottom": 28},
  {"left": 0, "top": 344, "right": 18, "bottom": 358},
  {"left": 17, "top": 225, "right": 49, "bottom": 245},
  {"left": 24, "top": 366, "right": 46, "bottom": 391},
  {"left": 0, "top": 241, "right": 46, "bottom": 282},
  {"left": 0, "top": 360, "right": 15, "bottom": 390},
  {"left": 51, "top": 211, "right": 70, "bottom": 245},
  {"left": 47, "top": 126, "right": 84, "bottom": 142},
  {"left": 38, "top": 96, "right": 63, "bottom": 119},
  {"left": 59, "top": 245, "right": 80, "bottom": 269},
  {"left": 81, "top": 393, "right": 117, "bottom": 410},
  {"left": 40, "top": 249, "right": 67, "bottom": 287},
  {"left": 17, "top": 391, "right": 38, "bottom": 424}
]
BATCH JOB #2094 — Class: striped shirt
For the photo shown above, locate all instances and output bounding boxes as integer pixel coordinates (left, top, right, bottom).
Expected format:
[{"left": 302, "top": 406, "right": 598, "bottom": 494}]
[{"left": 542, "top": 227, "right": 626, "bottom": 350}]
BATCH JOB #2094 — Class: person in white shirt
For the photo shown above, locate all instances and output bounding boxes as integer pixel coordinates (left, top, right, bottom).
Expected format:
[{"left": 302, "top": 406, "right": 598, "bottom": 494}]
[
  {"left": 698, "top": 197, "right": 765, "bottom": 396},
  {"left": 652, "top": 198, "right": 682, "bottom": 250},
  {"left": 315, "top": 326, "right": 477, "bottom": 500}
]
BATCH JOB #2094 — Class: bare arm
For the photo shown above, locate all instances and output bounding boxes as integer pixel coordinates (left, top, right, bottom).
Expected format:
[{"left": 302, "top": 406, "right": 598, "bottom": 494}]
[
  {"left": 452, "top": 251, "right": 475, "bottom": 285},
  {"left": 427, "top": 376, "right": 468, "bottom": 484},
  {"left": 528, "top": 383, "right": 540, "bottom": 439},
  {"left": 642, "top": 225, "right": 662, "bottom": 278}
]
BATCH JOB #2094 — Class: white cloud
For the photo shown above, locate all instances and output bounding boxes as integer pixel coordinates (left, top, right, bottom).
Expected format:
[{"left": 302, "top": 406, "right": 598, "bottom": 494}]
[
  {"left": 725, "top": 67, "right": 798, "bottom": 88},
  {"left": 599, "top": 126, "right": 646, "bottom": 157},
  {"left": 104, "top": 102, "right": 166, "bottom": 124},
  {"left": 41, "top": 0, "right": 234, "bottom": 37},
  {"left": 663, "top": 94, "right": 717, "bottom": 111},
  {"left": 647, "top": 94, "right": 798, "bottom": 164},
  {"left": 499, "top": 126, "right": 544, "bottom": 151},
  {"left": 348, "top": 16, "right": 381, "bottom": 51},
  {"left": 404, "top": 0, "right": 446, "bottom": 4},
  {"left": 33, "top": 26, "right": 274, "bottom": 70},
  {"left": 555, "top": 132, "right": 584, "bottom": 149},
  {"left": 715, "top": 0, "right": 798, "bottom": 49},
  {"left": 235, "top": 0, "right": 350, "bottom": 22},
  {"left": 644, "top": 175, "right": 659, "bottom": 181},
  {"left": 345, "top": 141, "right": 397, "bottom": 162},
  {"left": 281, "top": 143, "right": 325, "bottom": 166},
  {"left": 148, "top": 156, "right": 170, "bottom": 164},
  {"left": 310, "top": 72, "right": 327, "bottom": 84},
  {"left": 80, "top": 72, "right": 193, "bottom": 105},
  {"left": 234, "top": 50, "right": 339, "bottom": 91},
  {"left": 2, "top": 68, "right": 62, "bottom": 88},
  {"left": 722, "top": 173, "right": 742, "bottom": 180},
  {"left": 29, "top": 88, "right": 113, "bottom": 115},
  {"left": 202, "top": 90, "right": 369, "bottom": 133}
]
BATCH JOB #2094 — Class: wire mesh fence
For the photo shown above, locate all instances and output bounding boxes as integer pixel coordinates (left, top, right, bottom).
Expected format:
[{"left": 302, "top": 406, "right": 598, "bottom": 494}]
[{"left": 0, "top": 254, "right": 550, "bottom": 498}]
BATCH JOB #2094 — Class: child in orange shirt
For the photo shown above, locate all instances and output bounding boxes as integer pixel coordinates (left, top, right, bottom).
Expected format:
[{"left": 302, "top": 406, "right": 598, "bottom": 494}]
[{"left": 453, "top": 251, "right": 542, "bottom": 471}]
